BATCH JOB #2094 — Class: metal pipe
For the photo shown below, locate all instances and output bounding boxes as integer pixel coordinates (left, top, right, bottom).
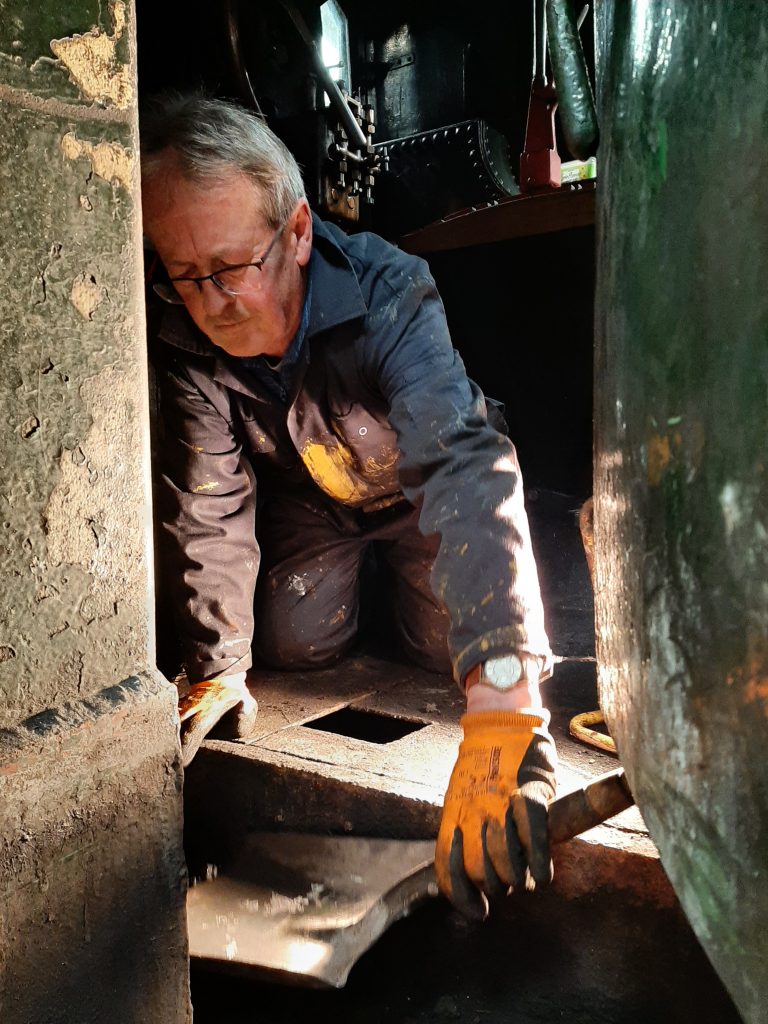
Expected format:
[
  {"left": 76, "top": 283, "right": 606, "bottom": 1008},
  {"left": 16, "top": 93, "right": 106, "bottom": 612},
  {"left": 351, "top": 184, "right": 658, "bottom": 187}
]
[
  {"left": 534, "top": 0, "right": 548, "bottom": 83},
  {"left": 546, "top": 0, "right": 599, "bottom": 158},
  {"left": 223, "top": 0, "right": 265, "bottom": 118},
  {"left": 280, "top": 0, "right": 368, "bottom": 152}
]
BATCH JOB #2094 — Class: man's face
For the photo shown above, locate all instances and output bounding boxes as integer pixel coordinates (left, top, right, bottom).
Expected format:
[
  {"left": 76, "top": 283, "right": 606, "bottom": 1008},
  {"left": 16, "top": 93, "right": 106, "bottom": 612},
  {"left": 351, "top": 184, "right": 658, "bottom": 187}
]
[{"left": 142, "top": 164, "right": 312, "bottom": 358}]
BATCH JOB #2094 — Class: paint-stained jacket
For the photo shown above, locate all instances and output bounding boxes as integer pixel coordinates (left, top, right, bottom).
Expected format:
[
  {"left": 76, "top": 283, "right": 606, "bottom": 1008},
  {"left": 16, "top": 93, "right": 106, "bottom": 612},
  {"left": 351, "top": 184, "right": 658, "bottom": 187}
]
[{"left": 152, "top": 215, "right": 551, "bottom": 684}]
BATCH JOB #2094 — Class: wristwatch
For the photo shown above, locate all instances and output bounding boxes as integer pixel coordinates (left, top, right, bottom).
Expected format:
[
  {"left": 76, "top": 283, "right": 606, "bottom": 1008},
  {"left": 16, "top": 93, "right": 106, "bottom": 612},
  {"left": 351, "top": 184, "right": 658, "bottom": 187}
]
[{"left": 466, "top": 653, "right": 542, "bottom": 692}]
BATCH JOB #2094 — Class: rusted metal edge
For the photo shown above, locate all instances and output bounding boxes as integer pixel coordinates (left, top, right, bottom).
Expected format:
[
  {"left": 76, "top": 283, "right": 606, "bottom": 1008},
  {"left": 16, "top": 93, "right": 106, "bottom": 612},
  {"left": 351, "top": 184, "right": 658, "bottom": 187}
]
[{"left": 0, "top": 670, "right": 173, "bottom": 763}]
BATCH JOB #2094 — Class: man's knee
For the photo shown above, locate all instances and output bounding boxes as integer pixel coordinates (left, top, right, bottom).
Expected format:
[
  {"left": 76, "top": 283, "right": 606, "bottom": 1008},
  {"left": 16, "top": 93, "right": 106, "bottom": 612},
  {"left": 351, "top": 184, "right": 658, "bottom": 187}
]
[
  {"left": 254, "top": 629, "right": 354, "bottom": 670},
  {"left": 252, "top": 586, "right": 358, "bottom": 670},
  {"left": 400, "top": 627, "right": 452, "bottom": 675}
]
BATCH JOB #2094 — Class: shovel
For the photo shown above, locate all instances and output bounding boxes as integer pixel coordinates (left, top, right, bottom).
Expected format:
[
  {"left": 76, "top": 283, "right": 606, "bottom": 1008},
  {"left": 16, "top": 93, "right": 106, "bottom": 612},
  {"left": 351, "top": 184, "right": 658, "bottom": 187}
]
[{"left": 187, "top": 767, "right": 633, "bottom": 988}]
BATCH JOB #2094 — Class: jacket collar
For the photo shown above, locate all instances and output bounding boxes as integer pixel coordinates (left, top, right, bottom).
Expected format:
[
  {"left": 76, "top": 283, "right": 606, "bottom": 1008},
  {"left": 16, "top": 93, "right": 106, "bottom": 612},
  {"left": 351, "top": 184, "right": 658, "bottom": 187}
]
[
  {"left": 307, "top": 214, "right": 368, "bottom": 335},
  {"left": 156, "top": 212, "right": 368, "bottom": 364}
]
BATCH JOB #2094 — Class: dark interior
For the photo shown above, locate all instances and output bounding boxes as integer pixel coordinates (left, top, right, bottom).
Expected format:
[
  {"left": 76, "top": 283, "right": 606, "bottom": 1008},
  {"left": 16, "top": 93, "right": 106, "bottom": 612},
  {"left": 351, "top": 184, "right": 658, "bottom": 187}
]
[
  {"left": 137, "top": 0, "right": 596, "bottom": 679},
  {"left": 131, "top": 9, "right": 748, "bottom": 1023}
]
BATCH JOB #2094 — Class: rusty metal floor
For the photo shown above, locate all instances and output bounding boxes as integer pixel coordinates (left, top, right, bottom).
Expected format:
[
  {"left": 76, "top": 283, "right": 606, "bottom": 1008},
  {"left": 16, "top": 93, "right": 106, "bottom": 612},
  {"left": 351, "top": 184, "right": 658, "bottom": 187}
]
[
  {"left": 182, "top": 490, "right": 741, "bottom": 1021},
  {"left": 186, "top": 654, "right": 740, "bottom": 1023},
  {"left": 185, "top": 655, "right": 655, "bottom": 877},
  {"left": 184, "top": 490, "right": 653, "bottom": 882}
]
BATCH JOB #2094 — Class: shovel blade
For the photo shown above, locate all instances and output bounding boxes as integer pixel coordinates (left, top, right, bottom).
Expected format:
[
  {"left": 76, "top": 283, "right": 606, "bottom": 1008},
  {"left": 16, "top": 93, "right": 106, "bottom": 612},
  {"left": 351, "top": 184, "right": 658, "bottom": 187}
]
[{"left": 187, "top": 834, "right": 437, "bottom": 988}]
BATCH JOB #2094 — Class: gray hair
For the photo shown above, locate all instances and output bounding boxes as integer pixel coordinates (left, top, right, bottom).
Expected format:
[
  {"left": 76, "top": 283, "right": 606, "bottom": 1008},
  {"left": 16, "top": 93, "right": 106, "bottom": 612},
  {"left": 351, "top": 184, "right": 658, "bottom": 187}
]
[{"left": 140, "top": 93, "right": 306, "bottom": 228}]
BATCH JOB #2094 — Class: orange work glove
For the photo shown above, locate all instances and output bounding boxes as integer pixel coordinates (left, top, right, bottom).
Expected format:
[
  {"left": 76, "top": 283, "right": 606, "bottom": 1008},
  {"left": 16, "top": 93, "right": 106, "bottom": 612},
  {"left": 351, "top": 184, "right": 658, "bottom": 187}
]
[
  {"left": 435, "top": 710, "right": 557, "bottom": 919},
  {"left": 178, "top": 673, "right": 258, "bottom": 768}
]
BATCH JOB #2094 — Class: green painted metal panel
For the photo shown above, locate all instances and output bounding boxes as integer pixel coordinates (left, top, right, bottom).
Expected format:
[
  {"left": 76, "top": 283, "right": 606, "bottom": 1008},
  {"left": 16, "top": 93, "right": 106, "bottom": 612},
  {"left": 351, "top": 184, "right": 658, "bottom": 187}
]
[{"left": 594, "top": 4, "right": 768, "bottom": 1021}]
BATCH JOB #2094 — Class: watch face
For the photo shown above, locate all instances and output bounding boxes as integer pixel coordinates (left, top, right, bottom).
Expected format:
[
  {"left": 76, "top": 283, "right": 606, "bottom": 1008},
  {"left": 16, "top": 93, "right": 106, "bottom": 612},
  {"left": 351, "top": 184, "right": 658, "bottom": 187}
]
[{"left": 483, "top": 654, "right": 524, "bottom": 690}]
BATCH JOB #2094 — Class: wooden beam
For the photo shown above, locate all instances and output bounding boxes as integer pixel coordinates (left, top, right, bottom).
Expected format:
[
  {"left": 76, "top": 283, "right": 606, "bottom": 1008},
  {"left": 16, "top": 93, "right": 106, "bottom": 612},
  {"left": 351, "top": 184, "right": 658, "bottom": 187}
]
[{"left": 400, "top": 182, "right": 596, "bottom": 254}]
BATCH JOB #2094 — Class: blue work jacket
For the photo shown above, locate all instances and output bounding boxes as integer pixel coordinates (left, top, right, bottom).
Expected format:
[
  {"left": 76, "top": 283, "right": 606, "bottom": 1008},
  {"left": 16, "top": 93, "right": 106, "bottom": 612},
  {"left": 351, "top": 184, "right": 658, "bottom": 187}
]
[{"left": 152, "top": 215, "right": 551, "bottom": 684}]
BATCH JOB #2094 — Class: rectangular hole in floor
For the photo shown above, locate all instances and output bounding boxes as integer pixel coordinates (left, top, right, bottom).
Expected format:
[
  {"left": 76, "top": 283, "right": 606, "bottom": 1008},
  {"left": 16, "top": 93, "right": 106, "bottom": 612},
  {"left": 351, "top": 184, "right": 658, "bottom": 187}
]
[{"left": 302, "top": 707, "right": 427, "bottom": 744}]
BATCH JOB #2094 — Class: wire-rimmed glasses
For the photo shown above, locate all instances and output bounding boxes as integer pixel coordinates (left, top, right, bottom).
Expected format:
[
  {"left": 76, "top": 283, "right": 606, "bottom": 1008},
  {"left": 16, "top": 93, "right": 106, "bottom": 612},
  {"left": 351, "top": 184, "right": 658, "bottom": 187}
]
[{"left": 152, "top": 222, "right": 285, "bottom": 305}]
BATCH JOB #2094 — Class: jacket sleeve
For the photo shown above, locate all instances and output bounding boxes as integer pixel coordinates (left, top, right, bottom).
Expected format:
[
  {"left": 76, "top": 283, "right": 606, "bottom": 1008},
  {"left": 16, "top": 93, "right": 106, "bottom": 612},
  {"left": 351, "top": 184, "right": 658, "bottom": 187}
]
[
  {"left": 156, "top": 359, "right": 257, "bottom": 683},
  {"left": 363, "top": 254, "right": 552, "bottom": 686}
]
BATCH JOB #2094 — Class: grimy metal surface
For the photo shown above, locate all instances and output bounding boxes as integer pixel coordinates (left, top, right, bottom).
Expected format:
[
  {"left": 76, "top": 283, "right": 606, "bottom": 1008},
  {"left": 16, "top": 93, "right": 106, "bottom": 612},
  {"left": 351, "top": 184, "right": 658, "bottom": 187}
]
[
  {"left": 0, "top": 1, "right": 189, "bottom": 1020},
  {"left": 184, "top": 656, "right": 671, "bottom": 910},
  {"left": 594, "top": 3, "right": 768, "bottom": 1022},
  {"left": 187, "top": 771, "right": 632, "bottom": 990},
  {"left": 187, "top": 658, "right": 743, "bottom": 1020}
]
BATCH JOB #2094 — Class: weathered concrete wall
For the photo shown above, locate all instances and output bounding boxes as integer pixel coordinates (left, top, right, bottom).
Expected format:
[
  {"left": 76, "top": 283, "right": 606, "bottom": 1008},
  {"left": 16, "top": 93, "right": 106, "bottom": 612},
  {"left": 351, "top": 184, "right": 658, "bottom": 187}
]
[
  {"left": 0, "top": 1, "right": 190, "bottom": 1020},
  {"left": 593, "top": 3, "right": 768, "bottom": 1023}
]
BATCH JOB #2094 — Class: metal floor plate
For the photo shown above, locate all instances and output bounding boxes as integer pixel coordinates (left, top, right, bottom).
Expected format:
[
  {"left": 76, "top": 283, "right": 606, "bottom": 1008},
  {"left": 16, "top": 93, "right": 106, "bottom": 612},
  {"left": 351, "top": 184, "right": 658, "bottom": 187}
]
[{"left": 184, "top": 655, "right": 666, "bottom": 908}]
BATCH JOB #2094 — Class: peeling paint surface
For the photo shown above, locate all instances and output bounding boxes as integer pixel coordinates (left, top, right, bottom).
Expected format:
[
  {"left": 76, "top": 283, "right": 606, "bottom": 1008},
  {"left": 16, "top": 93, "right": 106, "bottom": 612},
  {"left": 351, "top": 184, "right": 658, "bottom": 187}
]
[
  {"left": 1, "top": 89, "right": 139, "bottom": 716},
  {"left": 69, "top": 270, "right": 104, "bottom": 319},
  {"left": 49, "top": 0, "right": 132, "bottom": 109},
  {"left": 61, "top": 130, "right": 133, "bottom": 188},
  {"left": 45, "top": 364, "right": 144, "bottom": 601},
  {"left": 0, "top": 0, "right": 190, "bottom": 1017}
]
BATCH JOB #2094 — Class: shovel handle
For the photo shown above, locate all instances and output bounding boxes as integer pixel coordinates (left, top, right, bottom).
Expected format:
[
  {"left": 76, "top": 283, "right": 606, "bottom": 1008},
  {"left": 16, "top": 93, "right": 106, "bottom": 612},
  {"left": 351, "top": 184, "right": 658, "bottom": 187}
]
[{"left": 548, "top": 768, "right": 634, "bottom": 844}]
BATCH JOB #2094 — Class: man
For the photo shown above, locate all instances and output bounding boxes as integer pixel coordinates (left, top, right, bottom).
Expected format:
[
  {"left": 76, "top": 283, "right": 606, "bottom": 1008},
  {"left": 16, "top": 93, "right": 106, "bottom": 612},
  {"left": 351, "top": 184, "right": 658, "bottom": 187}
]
[{"left": 141, "top": 94, "right": 556, "bottom": 919}]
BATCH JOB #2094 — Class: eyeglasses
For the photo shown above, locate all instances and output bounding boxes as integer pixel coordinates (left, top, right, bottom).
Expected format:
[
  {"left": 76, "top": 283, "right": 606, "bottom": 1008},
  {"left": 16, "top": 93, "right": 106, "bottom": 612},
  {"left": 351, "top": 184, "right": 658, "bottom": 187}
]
[{"left": 152, "top": 223, "right": 285, "bottom": 305}]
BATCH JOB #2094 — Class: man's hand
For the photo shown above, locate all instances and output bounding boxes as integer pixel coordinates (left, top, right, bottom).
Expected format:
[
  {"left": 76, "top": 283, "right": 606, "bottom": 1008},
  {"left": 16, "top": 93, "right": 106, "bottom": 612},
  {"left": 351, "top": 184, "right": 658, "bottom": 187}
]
[
  {"left": 435, "top": 709, "right": 557, "bottom": 919},
  {"left": 178, "top": 672, "right": 258, "bottom": 768}
]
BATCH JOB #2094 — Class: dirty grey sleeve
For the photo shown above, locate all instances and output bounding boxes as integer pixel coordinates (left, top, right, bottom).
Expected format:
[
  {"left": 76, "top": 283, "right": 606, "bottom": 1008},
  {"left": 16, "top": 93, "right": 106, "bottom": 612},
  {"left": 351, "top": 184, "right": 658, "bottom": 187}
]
[{"left": 157, "top": 363, "right": 257, "bottom": 683}]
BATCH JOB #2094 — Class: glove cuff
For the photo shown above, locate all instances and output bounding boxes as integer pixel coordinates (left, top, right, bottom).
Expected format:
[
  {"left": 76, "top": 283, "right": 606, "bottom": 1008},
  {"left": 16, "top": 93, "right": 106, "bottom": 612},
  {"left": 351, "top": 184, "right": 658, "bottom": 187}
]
[{"left": 460, "top": 709, "right": 551, "bottom": 734}]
